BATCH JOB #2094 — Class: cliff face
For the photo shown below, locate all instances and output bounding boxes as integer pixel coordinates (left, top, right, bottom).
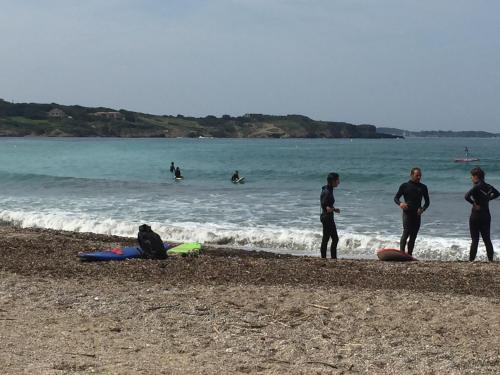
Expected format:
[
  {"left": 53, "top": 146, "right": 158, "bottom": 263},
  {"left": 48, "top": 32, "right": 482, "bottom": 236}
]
[{"left": 0, "top": 100, "right": 395, "bottom": 138}]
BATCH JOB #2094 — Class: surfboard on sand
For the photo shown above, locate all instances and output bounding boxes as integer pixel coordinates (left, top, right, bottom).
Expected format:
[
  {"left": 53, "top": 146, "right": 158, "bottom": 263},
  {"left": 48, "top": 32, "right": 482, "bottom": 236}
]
[
  {"left": 377, "top": 248, "right": 417, "bottom": 261},
  {"left": 167, "top": 242, "right": 201, "bottom": 257},
  {"left": 79, "top": 243, "right": 202, "bottom": 261}
]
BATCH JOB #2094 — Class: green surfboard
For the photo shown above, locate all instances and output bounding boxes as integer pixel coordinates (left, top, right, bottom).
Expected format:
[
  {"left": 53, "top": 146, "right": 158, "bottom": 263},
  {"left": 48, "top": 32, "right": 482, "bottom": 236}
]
[{"left": 167, "top": 242, "right": 202, "bottom": 256}]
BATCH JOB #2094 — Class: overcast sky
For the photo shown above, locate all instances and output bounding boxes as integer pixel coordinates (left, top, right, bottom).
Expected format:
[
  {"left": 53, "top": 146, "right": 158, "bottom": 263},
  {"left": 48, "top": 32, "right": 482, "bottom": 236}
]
[{"left": 1, "top": 0, "right": 499, "bottom": 131}]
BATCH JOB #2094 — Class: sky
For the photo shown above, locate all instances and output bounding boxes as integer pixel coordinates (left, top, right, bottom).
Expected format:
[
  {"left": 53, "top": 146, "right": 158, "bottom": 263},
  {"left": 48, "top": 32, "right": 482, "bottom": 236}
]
[{"left": 1, "top": 0, "right": 499, "bottom": 131}]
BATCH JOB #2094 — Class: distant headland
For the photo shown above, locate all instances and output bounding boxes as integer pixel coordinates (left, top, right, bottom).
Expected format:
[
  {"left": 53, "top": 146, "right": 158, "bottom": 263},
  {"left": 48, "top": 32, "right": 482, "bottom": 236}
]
[
  {"left": 0, "top": 99, "right": 497, "bottom": 138},
  {"left": 376, "top": 127, "right": 499, "bottom": 138}
]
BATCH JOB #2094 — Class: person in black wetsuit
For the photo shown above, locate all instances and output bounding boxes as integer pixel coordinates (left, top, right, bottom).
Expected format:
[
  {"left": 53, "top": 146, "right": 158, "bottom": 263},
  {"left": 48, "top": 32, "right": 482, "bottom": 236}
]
[
  {"left": 465, "top": 167, "right": 500, "bottom": 262},
  {"left": 175, "top": 166, "right": 182, "bottom": 179},
  {"left": 231, "top": 170, "right": 240, "bottom": 182},
  {"left": 394, "top": 167, "right": 430, "bottom": 255},
  {"left": 170, "top": 162, "right": 175, "bottom": 174},
  {"left": 320, "top": 172, "right": 341, "bottom": 259}
]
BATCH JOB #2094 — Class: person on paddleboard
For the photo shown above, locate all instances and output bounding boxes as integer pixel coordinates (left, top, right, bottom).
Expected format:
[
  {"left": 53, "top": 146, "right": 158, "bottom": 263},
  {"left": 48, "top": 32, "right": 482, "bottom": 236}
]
[
  {"left": 175, "top": 166, "right": 183, "bottom": 179},
  {"left": 465, "top": 167, "right": 500, "bottom": 262},
  {"left": 231, "top": 170, "right": 240, "bottom": 182},
  {"left": 394, "top": 167, "right": 430, "bottom": 256},
  {"left": 320, "top": 172, "right": 340, "bottom": 259},
  {"left": 170, "top": 162, "right": 175, "bottom": 174}
]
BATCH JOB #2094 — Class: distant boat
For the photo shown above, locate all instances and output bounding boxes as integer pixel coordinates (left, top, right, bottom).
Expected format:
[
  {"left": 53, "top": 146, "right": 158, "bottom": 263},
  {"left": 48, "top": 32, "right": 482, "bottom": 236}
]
[{"left": 454, "top": 147, "right": 480, "bottom": 163}]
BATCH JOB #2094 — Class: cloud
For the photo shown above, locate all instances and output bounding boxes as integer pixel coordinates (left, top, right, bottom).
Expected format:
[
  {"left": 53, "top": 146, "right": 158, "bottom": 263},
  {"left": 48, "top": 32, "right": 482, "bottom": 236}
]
[{"left": 0, "top": 0, "right": 499, "bottom": 130}]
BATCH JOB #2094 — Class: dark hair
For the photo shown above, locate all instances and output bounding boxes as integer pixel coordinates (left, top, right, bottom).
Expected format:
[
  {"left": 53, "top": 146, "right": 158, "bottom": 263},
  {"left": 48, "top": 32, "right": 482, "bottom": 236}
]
[
  {"left": 470, "top": 167, "right": 485, "bottom": 180},
  {"left": 327, "top": 172, "right": 339, "bottom": 183},
  {"left": 410, "top": 167, "right": 421, "bottom": 175}
]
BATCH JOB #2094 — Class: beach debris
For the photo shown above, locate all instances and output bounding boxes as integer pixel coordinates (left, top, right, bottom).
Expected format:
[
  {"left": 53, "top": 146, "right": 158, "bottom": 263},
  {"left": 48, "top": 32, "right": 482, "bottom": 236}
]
[
  {"left": 64, "top": 352, "right": 97, "bottom": 358},
  {"left": 307, "top": 303, "right": 332, "bottom": 312},
  {"left": 304, "top": 360, "right": 337, "bottom": 369}
]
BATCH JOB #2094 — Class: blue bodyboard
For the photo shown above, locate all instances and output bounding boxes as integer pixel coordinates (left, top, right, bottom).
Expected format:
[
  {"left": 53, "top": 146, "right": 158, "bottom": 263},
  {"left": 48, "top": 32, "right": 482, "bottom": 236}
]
[
  {"left": 78, "top": 243, "right": 171, "bottom": 261},
  {"left": 78, "top": 246, "right": 142, "bottom": 261}
]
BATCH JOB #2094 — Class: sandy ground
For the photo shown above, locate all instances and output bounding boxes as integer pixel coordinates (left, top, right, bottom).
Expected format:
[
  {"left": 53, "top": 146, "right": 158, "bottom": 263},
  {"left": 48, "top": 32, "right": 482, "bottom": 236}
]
[{"left": 0, "top": 226, "right": 499, "bottom": 374}]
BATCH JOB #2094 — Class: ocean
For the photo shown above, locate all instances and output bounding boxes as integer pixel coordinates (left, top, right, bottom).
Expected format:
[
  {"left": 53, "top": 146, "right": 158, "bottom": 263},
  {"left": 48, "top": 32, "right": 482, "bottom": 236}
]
[{"left": 1, "top": 137, "right": 499, "bottom": 260}]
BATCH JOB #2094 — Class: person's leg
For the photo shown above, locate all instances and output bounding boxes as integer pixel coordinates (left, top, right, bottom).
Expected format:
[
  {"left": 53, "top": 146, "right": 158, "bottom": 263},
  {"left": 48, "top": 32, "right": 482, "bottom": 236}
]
[
  {"left": 479, "top": 215, "right": 494, "bottom": 261},
  {"left": 320, "top": 220, "right": 330, "bottom": 258},
  {"left": 400, "top": 212, "right": 410, "bottom": 252},
  {"left": 407, "top": 215, "right": 421, "bottom": 256},
  {"left": 469, "top": 215, "right": 480, "bottom": 261},
  {"left": 330, "top": 220, "right": 339, "bottom": 259}
]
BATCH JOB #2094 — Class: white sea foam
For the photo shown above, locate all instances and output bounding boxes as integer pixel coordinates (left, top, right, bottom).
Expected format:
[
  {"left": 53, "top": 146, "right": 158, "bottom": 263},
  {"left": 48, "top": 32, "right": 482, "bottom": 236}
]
[{"left": 1, "top": 209, "right": 496, "bottom": 261}]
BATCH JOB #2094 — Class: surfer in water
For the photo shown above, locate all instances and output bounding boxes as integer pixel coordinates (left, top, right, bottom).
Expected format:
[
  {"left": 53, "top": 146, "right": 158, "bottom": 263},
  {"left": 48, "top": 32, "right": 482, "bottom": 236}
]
[
  {"left": 231, "top": 170, "right": 240, "bottom": 182},
  {"left": 320, "top": 172, "right": 341, "bottom": 259},
  {"left": 175, "top": 166, "right": 183, "bottom": 179},
  {"left": 170, "top": 162, "right": 175, "bottom": 174},
  {"left": 394, "top": 167, "right": 430, "bottom": 256},
  {"left": 465, "top": 167, "right": 500, "bottom": 262}
]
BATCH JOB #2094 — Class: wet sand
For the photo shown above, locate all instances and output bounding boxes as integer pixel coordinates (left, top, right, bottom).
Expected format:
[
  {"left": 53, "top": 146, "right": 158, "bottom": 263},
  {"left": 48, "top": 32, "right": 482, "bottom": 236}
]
[{"left": 0, "top": 225, "right": 499, "bottom": 374}]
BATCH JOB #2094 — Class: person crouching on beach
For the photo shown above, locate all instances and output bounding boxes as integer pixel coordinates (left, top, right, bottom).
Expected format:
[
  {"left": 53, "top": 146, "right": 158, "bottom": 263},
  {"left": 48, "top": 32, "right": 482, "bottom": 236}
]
[
  {"left": 465, "top": 167, "right": 499, "bottom": 262},
  {"left": 394, "top": 167, "right": 430, "bottom": 256},
  {"left": 320, "top": 172, "right": 340, "bottom": 259}
]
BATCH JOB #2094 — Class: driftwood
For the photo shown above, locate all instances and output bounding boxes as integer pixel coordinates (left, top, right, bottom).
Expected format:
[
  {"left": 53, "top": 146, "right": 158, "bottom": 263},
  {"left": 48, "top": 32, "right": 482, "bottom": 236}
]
[
  {"left": 64, "top": 352, "right": 97, "bottom": 358},
  {"left": 146, "top": 303, "right": 179, "bottom": 311},
  {"left": 307, "top": 303, "right": 332, "bottom": 312},
  {"left": 305, "top": 360, "right": 337, "bottom": 369}
]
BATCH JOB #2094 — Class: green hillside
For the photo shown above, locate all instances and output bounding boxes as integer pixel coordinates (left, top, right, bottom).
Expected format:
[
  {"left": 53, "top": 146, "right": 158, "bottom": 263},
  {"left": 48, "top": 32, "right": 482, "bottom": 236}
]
[{"left": 0, "top": 99, "right": 396, "bottom": 138}]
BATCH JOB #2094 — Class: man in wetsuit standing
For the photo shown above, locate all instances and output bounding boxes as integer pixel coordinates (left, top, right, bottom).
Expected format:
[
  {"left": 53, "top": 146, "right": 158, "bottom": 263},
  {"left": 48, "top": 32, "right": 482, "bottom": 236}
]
[
  {"left": 394, "top": 167, "right": 430, "bottom": 256},
  {"left": 320, "top": 172, "right": 340, "bottom": 259},
  {"left": 465, "top": 167, "right": 500, "bottom": 262}
]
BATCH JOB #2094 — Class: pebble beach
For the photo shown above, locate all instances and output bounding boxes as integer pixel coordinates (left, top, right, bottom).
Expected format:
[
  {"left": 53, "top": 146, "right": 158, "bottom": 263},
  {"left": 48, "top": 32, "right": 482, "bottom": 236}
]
[{"left": 1, "top": 225, "right": 499, "bottom": 374}]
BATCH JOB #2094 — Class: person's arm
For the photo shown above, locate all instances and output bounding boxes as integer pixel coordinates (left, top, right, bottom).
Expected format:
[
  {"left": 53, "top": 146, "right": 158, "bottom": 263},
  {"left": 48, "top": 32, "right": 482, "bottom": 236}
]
[
  {"left": 422, "top": 185, "right": 430, "bottom": 211},
  {"left": 465, "top": 187, "right": 475, "bottom": 205},
  {"left": 489, "top": 186, "right": 500, "bottom": 201},
  {"left": 394, "top": 184, "right": 405, "bottom": 206}
]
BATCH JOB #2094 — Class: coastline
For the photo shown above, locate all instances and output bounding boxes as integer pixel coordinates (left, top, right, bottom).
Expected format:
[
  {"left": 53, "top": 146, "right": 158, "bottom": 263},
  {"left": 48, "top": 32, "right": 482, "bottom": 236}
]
[{"left": 1, "top": 225, "right": 499, "bottom": 374}]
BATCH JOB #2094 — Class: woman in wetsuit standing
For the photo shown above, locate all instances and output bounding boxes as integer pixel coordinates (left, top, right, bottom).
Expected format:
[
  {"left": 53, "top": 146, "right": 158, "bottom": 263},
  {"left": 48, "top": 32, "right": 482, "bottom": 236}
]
[
  {"left": 320, "top": 172, "right": 341, "bottom": 259},
  {"left": 465, "top": 167, "right": 500, "bottom": 262}
]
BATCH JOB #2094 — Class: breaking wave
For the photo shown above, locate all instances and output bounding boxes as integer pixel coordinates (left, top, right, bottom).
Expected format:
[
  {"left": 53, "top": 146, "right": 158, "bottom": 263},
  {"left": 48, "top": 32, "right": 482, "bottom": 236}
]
[{"left": 0, "top": 209, "right": 495, "bottom": 261}]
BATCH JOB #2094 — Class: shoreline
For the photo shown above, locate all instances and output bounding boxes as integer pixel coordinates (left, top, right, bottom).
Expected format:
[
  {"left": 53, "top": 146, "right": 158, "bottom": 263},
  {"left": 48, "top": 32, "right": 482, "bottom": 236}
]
[
  {"left": 1, "top": 225, "right": 499, "bottom": 374},
  {"left": 0, "top": 225, "right": 498, "bottom": 296}
]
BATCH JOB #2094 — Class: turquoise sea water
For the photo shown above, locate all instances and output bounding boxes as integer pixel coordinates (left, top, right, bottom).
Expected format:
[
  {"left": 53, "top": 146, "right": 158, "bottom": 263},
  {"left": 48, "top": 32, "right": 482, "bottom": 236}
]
[{"left": 0, "top": 137, "right": 499, "bottom": 260}]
